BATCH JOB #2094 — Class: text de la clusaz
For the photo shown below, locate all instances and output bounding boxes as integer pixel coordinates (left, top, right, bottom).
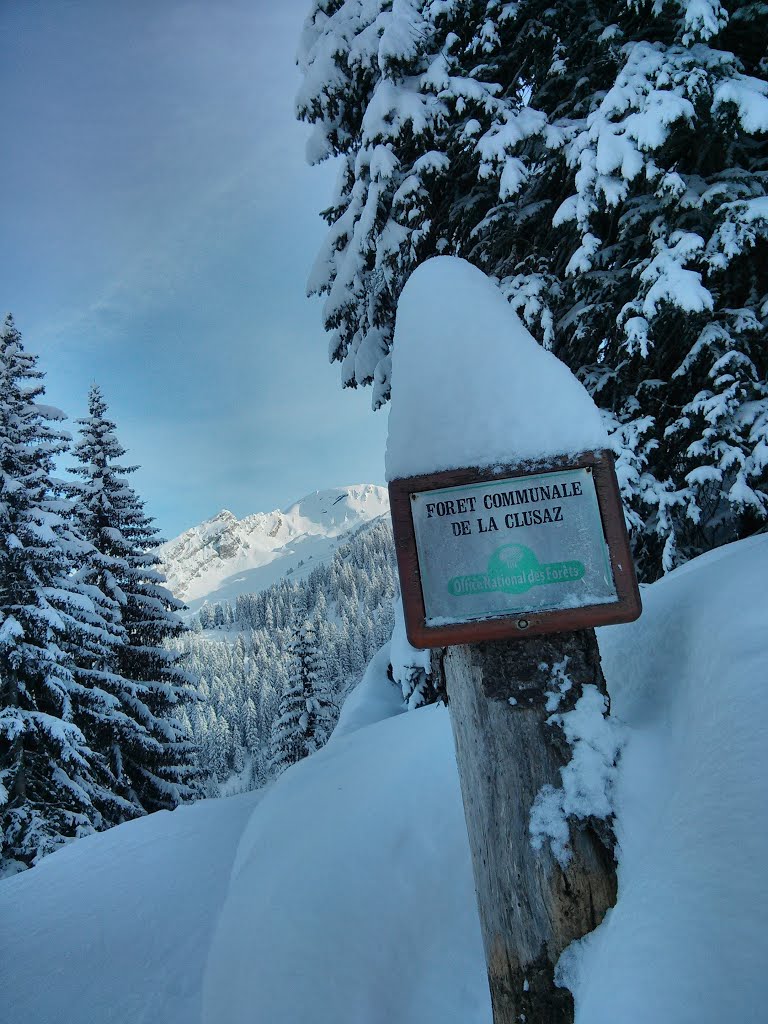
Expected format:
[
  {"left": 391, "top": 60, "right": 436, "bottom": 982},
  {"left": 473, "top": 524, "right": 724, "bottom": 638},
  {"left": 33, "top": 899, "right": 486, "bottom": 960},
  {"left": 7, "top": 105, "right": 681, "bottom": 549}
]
[{"left": 423, "top": 480, "right": 584, "bottom": 537}]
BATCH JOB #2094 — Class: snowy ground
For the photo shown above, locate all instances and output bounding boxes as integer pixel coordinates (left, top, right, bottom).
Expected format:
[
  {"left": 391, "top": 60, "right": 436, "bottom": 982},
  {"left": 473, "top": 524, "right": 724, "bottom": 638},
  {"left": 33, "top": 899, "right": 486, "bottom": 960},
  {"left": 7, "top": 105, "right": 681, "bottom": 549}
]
[
  {"left": 566, "top": 533, "right": 768, "bottom": 1023},
  {"left": 2, "top": 536, "right": 767, "bottom": 1023},
  {"left": 0, "top": 790, "right": 259, "bottom": 1024}
]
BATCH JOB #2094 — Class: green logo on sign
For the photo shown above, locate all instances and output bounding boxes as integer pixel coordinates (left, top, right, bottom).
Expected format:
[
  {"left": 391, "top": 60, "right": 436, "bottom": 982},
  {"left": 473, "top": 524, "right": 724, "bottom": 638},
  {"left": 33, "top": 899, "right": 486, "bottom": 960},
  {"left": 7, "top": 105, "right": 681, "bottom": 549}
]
[{"left": 447, "top": 544, "right": 585, "bottom": 597}]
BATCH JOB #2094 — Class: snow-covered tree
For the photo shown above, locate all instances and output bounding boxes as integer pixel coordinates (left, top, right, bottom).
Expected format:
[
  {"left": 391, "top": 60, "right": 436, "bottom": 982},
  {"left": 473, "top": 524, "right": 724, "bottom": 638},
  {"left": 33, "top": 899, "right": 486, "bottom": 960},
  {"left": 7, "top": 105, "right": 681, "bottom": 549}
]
[
  {"left": 389, "top": 596, "right": 440, "bottom": 709},
  {"left": 69, "top": 385, "right": 200, "bottom": 814},
  {"left": 298, "top": 0, "right": 768, "bottom": 579},
  {"left": 171, "top": 517, "right": 398, "bottom": 789},
  {"left": 269, "top": 619, "right": 336, "bottom": 776},
  {"left": 0, "top": 319, "right": 124, "bottom": 870}
]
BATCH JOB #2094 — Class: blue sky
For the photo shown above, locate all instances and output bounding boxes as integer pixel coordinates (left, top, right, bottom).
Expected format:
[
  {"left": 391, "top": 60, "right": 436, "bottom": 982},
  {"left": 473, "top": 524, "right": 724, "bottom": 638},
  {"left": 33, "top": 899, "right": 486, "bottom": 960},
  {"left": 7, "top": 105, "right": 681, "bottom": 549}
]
[{"left": 0, "top": 0, "right": 388, "bottom": 538}]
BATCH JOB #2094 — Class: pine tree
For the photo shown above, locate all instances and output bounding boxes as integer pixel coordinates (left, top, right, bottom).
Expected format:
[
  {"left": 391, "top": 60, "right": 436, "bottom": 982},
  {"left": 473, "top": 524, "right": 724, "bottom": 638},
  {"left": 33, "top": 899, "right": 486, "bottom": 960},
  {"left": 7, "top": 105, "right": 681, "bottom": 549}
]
[
  {"left": 244, "top": 697, "right": 261, "bottom": 752},
  {"left": 69, "top": 385, "right": 200, "bottom": 814},
  {"left": 177, "top": 516, "right": 400, "bottom": 784},
  {"left": 298, "top": 0, "right": 768, "bottom": 580},
  {"left": 0, "top": 318, "right": 122, "bottom": 870},
  {"left": 268, "top": 619, "right": 336, "bottom": 776}
]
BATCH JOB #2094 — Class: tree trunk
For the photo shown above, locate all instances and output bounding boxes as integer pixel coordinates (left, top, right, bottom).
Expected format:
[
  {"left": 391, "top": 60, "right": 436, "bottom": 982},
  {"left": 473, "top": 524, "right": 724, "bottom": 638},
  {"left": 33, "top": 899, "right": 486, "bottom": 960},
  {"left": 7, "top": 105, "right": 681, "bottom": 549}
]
[
  {"left": 1, "top": 667, "right": 26, "bottom": 801},
  {"left": 442, "top": 630, "right": 617, "bottom": 1024}
]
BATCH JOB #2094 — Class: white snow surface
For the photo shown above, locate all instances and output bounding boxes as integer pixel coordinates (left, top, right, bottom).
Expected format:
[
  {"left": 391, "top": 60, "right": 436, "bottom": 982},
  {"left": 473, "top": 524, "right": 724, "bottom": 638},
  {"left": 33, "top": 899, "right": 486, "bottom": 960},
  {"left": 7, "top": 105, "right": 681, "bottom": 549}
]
[
  {"left": 330, "top": 639, "right": 406, "bottom": 740},
  {"left": 2, "top": 534, "right": 768, "bottom": 1023},
  {"left": 203, "top": 705, "right": 488, "bottom": 1024},
  {"left": 0, "top": 790, "right": 260, "bottom": 1024},
  {"left": 530, "top": 682, "right": 624, "bottom": 868},
  {"left": 385, "top": 257, "right": 607, "bottom": 480},
  {"left": 563, "top": 533, "right": 768, "bottom": 1023},
  {"left": 158, "top": 484, "right": 389, "bottom": 607}
]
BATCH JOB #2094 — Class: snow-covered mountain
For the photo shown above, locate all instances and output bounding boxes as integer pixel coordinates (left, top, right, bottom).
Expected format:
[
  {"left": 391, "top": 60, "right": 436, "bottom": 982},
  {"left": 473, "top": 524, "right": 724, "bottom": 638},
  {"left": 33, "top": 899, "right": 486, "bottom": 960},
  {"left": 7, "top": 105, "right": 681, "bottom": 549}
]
[{"left": 159, "top": 484, "right": 389, "bottom": 609}]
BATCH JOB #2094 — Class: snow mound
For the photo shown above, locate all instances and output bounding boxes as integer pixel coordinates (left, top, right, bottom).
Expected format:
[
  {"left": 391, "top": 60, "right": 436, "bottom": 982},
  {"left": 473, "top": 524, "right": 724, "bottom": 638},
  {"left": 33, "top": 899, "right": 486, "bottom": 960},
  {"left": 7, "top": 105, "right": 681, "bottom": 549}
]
[
  {"left": 565, "top": 533, "right": 768, "bottom": 1022},
  {"left": 330, "top": 639, "right": 406, "bottom": 739},
  {"left": 0, "top": 791, "right": 259, "bottom": 1024},
  {"left": 385, "top": 257, "right": 607, "bottom": 480},
  {"left": 202, "top": 705, "right": 489, "bottom": 1024},
  {"left": 3, "top": 535, "right": 768, "bottom": 1023}
]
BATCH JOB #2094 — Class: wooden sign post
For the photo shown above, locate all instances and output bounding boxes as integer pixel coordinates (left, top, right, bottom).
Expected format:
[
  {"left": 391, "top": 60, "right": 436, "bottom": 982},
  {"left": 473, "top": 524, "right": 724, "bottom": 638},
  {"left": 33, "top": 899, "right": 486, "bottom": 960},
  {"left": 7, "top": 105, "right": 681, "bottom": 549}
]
[{"left": 390, "top": 449, "right": 640, "bottom": 1024}]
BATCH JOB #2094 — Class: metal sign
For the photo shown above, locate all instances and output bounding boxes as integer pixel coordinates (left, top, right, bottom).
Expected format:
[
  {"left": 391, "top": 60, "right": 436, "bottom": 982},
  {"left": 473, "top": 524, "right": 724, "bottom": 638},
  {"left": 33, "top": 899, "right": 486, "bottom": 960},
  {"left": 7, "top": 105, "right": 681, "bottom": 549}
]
[{"left": 389, "top": 451, "right": 641, "bottom": 648}]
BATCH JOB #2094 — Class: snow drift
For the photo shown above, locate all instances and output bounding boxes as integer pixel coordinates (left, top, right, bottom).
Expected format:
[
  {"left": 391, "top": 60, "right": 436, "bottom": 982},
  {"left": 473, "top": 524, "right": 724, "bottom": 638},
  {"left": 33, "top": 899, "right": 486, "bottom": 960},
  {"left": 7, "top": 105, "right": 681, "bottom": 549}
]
[
  {"left": 385, "top": 257, "right": 607, "bottom": 480},
  {"left": 564, "top": 533, "right": 768, "bottom": 1023},
  {"left": 2, "top": 536, "right": 768, "bottom": 1023}
]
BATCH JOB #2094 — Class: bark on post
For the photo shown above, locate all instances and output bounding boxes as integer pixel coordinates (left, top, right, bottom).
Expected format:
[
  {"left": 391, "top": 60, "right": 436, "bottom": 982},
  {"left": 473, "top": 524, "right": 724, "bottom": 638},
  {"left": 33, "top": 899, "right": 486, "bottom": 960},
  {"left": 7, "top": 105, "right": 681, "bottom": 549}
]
[{"left": 442, "top": 629, "right": 618, "bottom": 1024}]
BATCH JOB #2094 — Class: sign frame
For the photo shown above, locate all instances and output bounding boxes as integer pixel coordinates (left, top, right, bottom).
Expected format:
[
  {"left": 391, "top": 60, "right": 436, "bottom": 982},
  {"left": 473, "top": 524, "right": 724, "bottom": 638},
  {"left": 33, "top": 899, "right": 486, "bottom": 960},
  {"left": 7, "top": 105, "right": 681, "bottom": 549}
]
[{"left": 389, "top": 449, "right": 641, "bottom": 649}]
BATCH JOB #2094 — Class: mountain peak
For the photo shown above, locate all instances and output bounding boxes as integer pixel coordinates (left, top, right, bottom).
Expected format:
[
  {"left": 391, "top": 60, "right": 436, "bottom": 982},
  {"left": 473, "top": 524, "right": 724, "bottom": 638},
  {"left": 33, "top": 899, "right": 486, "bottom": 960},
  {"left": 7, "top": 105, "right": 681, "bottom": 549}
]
[
  {"left": 282, "top": 484, "right": 388, "bottom": 527},
  {"left": 159, "top": 484, "right": 389, "bottom": 606},
  {"left": 207, "top": 509, "right": 238, "bottom": 525}
]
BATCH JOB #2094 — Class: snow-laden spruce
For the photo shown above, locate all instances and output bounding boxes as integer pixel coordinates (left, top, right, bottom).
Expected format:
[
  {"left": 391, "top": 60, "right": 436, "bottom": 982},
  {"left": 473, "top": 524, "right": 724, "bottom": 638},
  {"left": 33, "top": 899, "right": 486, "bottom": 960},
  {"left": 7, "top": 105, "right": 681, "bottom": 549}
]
[
  {"left": 390, "top": 596, "right": 436, "bottom": 708},
  {"left": 68, "top": 385, "right": 199, "bottom": 816},
  {"left": 298, "top": 0, "right": 768, "bottom": 580},
  {"left": 0, "top": 319, "right": 127, "bottom": 872},
  {"left": 173, "top": 516, "right": 397, "bottom": 793},
  {"left": 268, "top": 618, "right": 337, "bottom": 776},
  {"left": 385, "top": 256, "right": 607, "bottom": 479},
  {"left": 1, "top": 341, "right": 202, "bottom": 875}
]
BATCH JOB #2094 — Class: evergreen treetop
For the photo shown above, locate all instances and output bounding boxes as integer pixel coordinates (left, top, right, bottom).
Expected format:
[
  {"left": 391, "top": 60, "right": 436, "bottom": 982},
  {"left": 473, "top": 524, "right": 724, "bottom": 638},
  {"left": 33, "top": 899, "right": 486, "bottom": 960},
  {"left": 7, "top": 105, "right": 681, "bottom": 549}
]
[
  {"left": 68, "top": 384, "right": 200, "bottom": 815},
  {"left": 298, "top": 0, "right": 768, "bottom": 579},
  {"left": 0, "top": 318, "right": 125, "bottom": 869},
  {"left": 269, "top": 618, "right": 337, "bottom": 777}
]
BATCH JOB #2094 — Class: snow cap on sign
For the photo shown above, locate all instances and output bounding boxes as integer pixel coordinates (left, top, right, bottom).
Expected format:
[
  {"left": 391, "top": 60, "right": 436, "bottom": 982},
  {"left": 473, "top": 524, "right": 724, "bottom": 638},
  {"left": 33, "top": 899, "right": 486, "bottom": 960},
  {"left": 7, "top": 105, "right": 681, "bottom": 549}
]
[{"left": 385, "top": 257, "right": 608, "bottom": 481}]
